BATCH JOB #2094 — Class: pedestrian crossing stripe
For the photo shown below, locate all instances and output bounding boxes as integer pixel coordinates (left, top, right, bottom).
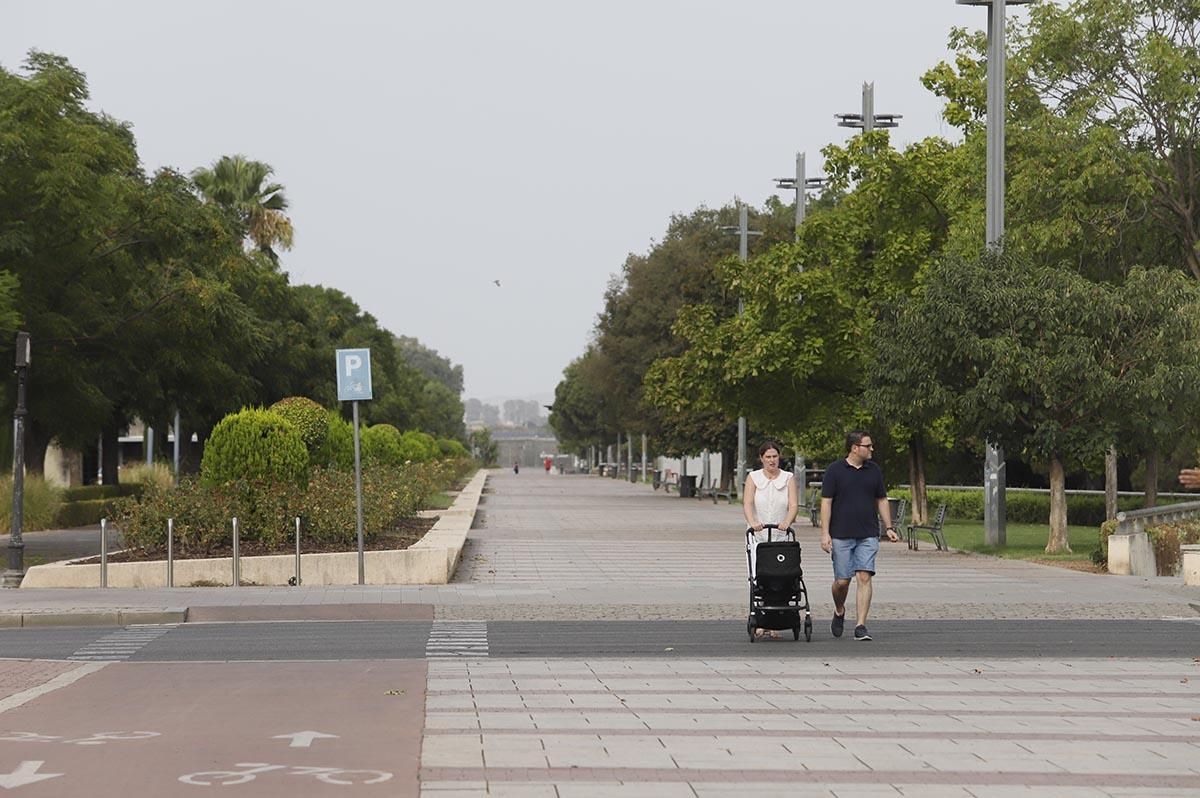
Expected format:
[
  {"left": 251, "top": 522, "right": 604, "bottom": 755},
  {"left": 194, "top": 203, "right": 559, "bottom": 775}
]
[
  {"left": 68, "top": 624, "right": 179, "bottom": 661},
  {"left": 425, "top": 621, "right": 488, "bottom": 658}
]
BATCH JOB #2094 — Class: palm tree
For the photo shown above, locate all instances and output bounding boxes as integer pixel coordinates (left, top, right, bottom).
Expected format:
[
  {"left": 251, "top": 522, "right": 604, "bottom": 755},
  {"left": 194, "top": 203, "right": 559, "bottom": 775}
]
[{"left": 192, "top": 155, "right": 294, "bottom": 257}]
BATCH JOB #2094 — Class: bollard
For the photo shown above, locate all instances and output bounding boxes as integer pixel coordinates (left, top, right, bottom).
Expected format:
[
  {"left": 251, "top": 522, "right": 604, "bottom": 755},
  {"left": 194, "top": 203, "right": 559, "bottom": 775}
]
[
  {"left": 232, "top": 517, "right": 240, "bottom": 587},
  {"left": 100, "top": 518, "right": 108, "bottom": 588},
  {"left": 294, "top": 517, "right": 302, "bottom": 587},
  {"left": 167, "top": 518, "right": 174, "bottom": 588}
]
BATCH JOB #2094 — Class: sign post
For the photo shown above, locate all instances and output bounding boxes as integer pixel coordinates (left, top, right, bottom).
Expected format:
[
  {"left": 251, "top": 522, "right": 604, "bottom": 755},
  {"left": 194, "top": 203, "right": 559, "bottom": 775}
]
[{"left": 336, "top": 348, "right": 373, "bottom": 585}]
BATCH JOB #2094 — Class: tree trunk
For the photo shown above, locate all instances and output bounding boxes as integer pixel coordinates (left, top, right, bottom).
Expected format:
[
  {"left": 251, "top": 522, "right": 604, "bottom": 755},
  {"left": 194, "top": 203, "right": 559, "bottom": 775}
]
[
  {"left": 1104, "top": 445, "right": 1118, "bottom": 521},
  {"left": 1144, "top": 448, "right": 1160, "bottom": 508},
  {"left": 1046, "top": 456, "right": 1072, "bottom": 554},
  {"left": 100, "top": 423, "right": 121, "bottom": 486},
  {"left": 908, "top": 434, "right": 928, "bottom": 525},
  {"left": 24, "top": 422, "right": 50, "bottom": 476},
  {"left": 178, "top": 426, "right": 208, "bottom": 475},
  {"left": 721, "top": 447, "right": 735, "bottom": 493}
]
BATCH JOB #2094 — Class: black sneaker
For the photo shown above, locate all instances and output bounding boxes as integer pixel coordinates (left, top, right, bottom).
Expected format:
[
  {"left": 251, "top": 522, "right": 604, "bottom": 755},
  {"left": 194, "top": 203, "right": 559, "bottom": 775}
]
[
  {"left": 854, "top": 625, "right": 872, "bottom": 641},
  {"left": 831, "top": 611, "right": 845, "bottom": 638}
]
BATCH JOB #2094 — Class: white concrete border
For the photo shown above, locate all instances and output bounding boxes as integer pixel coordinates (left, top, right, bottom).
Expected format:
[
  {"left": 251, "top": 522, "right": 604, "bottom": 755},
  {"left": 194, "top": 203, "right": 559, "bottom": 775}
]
[{"left": 19, "top": 470, "right": 487, "bottom": 589}]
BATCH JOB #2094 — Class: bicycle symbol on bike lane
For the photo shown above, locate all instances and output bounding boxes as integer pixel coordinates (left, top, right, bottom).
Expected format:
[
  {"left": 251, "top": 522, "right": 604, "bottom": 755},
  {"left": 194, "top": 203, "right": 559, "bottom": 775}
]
[{"left": 179, "top": 762, "right": 392, "bottom": 787}]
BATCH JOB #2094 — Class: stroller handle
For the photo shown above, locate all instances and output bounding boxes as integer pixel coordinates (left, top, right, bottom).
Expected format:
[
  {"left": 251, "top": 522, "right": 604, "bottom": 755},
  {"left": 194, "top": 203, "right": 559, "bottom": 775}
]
[{"left": 746, "top": 523, "right": 795, "bottom": 541}]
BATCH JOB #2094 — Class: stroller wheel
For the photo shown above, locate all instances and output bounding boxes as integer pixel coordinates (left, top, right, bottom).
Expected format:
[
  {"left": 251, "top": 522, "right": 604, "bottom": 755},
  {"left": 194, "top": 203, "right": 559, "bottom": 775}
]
[
  {"left": 804, "top": 617, "right": 813, "bottom": 642},
  {"left": 792, "top": 625, "right": 800, "bottom": 641},
  {"left": 747, "top": 618, "right": 756, "bottom": 642}
]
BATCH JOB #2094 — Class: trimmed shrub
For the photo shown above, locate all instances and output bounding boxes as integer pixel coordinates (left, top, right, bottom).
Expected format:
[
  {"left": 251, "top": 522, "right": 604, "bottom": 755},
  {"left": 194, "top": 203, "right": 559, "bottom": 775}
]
[
  {"left": 437, "top": 438, "right": 469, "bottom": 458},
  {"left": 362, "top": 423, "right": 406, "bottom": 466},
  {"left": 0, "top": 475, "right": 64, "bottom": 533},
  {"left": 890, "top": 488, "right": 1173, "bottom": 527},
  {"left": 1145, "top": 520, "right": 1200, "bottom": 576},
  {"left": 313, "top": 411, "right": 355, "bottom": 471},
  {"left": 54, "top": 498, "right": 119, "bottom": 528},
  {"left": 63, "top": 484, "right": 143, "bottom": 502},
  {"left": 269, "top": 396, "right": 329, "bottom": 460},
  {"left": 401, "top": 430, "right": 438, "bottom": 462},
  {"left": 116, "top": 477, "right": 302, "bottom": 554},
  {"left": 200, "top": 408, "right": 309, "bottom": 489}
]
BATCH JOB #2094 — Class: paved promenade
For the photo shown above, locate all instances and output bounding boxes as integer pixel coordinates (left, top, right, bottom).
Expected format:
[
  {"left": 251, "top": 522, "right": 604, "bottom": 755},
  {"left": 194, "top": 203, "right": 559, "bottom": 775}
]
[
  {"left": 1, "top": 469, "right": 1198, "bottom": 796},
  {"left": 2, "top": 469, "right": 1196, "bottom": 622}
]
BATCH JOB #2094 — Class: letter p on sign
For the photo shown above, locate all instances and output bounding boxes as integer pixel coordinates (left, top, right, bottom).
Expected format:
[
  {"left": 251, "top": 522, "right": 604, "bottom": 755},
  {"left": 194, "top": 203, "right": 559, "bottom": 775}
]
[{"left": 336, "top": 348, "right": 373, "bottom": 401}]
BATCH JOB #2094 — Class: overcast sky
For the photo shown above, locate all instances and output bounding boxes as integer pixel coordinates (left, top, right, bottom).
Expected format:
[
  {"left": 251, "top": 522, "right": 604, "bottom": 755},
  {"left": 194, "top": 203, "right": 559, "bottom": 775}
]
[{"left": 3, "top": 1, "right": 1030, "bottom": 405}]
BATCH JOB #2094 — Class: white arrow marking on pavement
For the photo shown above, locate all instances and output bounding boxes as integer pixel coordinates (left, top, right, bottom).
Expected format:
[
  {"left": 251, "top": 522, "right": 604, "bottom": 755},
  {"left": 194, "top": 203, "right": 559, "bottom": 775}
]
[
  {"left": 0, "top": 761, "right": 64, "bottom": 789},
  {"left": 271, "top": 731, "right": 340, "bottom": 748}
]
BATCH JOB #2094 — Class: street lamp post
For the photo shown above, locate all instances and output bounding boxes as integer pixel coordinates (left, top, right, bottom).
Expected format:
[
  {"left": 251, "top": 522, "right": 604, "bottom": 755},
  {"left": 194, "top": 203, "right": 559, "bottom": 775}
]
[
  {"left": 959, "top": 0, "right": 1030, "bottom": 546},
  {"left": 774, "top": 152, "right": 828, "bottom": 241},
  {"left": 774, "top": 154, "right": 828, "bottom": 484},
  {"left": 3, "top": 332, "right": 31, "bottom": 588},
  {"left": 835, "top": 82, "right": 902, "bottom": 134},
  {"left": 720, "top": 205, "right": 764, "bottom": 493}
]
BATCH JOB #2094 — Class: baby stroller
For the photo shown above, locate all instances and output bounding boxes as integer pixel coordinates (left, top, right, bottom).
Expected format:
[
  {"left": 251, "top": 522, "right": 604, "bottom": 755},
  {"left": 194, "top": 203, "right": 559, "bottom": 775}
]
[{"left": 746, "top": 524, "right": 812, "bottom": 642}]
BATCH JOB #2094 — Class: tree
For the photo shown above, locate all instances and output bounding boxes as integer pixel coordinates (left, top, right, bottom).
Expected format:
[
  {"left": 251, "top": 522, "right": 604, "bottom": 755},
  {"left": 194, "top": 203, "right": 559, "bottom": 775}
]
[
  {"left": 395, "top": 335, "right": 463, "bottom": 394},
  {"left": 903, "top": 251, "right": 1200, "bottom": 552},
  {"left": 191, "top": 154, "right": 294, "bottom": 258},
  {"left": 1020, "top": 0, "right": 1200, "bottom": 279}
]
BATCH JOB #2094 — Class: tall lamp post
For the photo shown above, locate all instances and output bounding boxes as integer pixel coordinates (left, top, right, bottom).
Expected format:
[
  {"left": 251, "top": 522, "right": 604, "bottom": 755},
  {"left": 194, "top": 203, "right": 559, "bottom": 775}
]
[
  {"left": 774, "top": 154, "right": 827, "bottom": 485},
  {"left": 835, "top": 82, "right": 902, "bottom": 134},
  {"left": 4, "top": 332, "right": 31, "bottom": 588},
  {"left": 774, "top": 152, "right": 827, "bottom": 242},
  {"left": 720, "top": 205, "right": 763, "bottom": 493},
  {"left": 959, "top": 0, "right": 1030, "bottom": 546}
]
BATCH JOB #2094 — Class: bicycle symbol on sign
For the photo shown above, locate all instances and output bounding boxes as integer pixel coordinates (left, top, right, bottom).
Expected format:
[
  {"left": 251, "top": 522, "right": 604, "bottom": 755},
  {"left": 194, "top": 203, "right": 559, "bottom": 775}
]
[{"left": 179, "top": 762, "right": 392, "bottom": 786}]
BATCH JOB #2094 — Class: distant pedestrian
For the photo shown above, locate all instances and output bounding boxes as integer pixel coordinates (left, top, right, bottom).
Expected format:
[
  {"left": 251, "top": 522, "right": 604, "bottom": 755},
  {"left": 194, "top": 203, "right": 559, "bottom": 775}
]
[
  {"left": 513, "top": 461, "right": 520, "bottom": 475},
  {"left": 544, "top": 457, "right": 553, "bottom": 474},
  {"left": 820, "top": 430, "right": 898, "bottom": 642}
]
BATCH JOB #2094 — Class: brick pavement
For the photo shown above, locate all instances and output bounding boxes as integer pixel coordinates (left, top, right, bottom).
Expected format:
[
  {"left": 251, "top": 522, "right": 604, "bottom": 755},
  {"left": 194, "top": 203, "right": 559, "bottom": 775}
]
[{"left": 418, "top": 657, "right": 1200, "bottom": 797}]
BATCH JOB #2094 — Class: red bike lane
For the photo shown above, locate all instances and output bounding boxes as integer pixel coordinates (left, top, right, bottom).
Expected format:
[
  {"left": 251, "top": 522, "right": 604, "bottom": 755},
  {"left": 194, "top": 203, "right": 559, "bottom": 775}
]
[{"left": 0, "top": 659, "right": 426, "bottom": 797}]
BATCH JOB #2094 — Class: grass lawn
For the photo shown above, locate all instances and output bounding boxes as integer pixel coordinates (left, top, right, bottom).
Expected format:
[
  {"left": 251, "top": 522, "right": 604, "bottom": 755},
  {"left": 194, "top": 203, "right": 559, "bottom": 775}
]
[
  {"left": 424, "top": 492, "right": 455, "bottom": 510},
  {"left": 938, "top": 519, "right": 1101, "bottom": 563}
]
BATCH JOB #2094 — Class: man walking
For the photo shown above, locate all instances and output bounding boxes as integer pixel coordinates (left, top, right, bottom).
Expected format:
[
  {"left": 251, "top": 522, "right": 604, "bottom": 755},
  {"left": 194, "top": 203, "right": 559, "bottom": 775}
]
[{"left": 820, "top": 431, "right": 898, "bottom": 641}]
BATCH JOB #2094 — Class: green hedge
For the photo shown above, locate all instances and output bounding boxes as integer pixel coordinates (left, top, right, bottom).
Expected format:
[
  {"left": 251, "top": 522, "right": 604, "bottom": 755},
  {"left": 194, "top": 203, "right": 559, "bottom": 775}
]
[
  {"left": 63, "top": 484, "right": 143, "bottom": 502},
  {"left": 891, "top": 488, "right": 1185, "bottom": 527},
  {"left": 54, "top": 498, "right": 119, "bottom": 528}
]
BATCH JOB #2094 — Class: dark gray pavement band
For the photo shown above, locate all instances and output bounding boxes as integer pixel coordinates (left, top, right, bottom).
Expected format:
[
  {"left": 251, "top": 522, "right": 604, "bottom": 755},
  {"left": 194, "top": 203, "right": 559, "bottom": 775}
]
[{"left": 2, "top": 619, "right": 1197, "bottom": 662}]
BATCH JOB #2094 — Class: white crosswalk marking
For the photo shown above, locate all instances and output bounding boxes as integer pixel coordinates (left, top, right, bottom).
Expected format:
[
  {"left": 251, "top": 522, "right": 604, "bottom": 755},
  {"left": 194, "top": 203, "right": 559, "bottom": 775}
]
[
  {"left": 68, "top": 624, "right": 178, "bottom": 661},
  {"left": 425, "top": 621, "right": 488, "bottom": 658}
]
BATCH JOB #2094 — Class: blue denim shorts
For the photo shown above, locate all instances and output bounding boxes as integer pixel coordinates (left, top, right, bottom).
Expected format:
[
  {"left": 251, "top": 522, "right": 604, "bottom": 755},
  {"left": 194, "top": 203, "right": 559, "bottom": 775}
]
[{"left": 831, "top": 536, "right": 879, "bottom": 580}]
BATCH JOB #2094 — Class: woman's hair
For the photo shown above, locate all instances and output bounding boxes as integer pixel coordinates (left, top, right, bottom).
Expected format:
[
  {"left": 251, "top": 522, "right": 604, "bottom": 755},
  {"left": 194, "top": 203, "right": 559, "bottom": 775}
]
[{"left": 758, "top": 440, "right": 783, "bottom": 457}]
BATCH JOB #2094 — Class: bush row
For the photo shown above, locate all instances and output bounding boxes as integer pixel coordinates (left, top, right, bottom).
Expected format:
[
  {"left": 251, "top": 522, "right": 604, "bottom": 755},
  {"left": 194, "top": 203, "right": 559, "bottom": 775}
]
[
  {"left": 116, "top": 459, "right": 461, "bottom": 555},
  {"left": 890, "top": 488, "right": 1183, "bottom": 527}
]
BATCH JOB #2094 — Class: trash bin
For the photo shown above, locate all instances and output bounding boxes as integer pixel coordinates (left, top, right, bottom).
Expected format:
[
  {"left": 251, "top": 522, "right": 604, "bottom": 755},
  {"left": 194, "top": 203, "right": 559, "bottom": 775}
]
[
  {"left": 679, "top": 475, "right": 698, "bottom": 498},
  {"left": 879, "top": 497, "right": 901, "bottom": 538}
]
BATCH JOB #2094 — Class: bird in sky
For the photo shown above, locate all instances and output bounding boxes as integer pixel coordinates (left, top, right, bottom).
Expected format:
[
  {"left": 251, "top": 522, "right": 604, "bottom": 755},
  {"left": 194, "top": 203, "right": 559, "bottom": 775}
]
[{"left": 492, "top": 279, "right": 501, "bottom": 287}]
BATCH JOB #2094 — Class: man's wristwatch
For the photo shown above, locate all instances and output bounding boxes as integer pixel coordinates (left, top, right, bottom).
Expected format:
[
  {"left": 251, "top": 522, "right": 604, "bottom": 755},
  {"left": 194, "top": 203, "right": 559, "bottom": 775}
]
[{"left": 885, "top": 526, "right": 896, "bottom": 533}]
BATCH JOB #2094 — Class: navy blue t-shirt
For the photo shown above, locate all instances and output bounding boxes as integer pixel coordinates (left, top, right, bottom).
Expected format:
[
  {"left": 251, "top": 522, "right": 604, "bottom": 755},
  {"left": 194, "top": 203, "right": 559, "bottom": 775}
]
[{"left": 821, "top": 458, "right": 886, "bottom": 539}]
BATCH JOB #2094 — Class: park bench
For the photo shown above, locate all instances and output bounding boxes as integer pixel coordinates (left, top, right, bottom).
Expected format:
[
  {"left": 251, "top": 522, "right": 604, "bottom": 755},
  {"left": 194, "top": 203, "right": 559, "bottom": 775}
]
[
  {"left": 805, "top": 486, "right": 821, "bottom": 527},
  {"left": 906, "top": 503, "right": 948, "bottom": 551},
  {"left": 700, "top": 475, "right": 735, "bottom": 504},
  {"left": 890, "top": 498, "right": 908, "bottom": 537}
]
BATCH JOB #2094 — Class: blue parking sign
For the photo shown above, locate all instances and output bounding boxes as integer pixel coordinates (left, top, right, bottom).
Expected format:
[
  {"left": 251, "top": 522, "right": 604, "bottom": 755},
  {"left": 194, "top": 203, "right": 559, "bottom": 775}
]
[{"left": 336, "top": 348, "right": 373, "bottom": 401}]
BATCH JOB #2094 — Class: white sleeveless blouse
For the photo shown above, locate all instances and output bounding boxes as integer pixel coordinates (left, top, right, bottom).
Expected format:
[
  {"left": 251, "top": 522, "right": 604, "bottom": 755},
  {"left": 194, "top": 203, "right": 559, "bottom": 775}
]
[{"left": 750, "top": 468, "right": 793, "bottom": 525}]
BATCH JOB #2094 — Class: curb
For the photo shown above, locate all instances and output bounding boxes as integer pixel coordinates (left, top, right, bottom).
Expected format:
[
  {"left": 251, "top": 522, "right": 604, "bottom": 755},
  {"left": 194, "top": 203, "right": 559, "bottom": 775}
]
[{"left": 0, "top": 608, "right": 188, "bottom": 628}]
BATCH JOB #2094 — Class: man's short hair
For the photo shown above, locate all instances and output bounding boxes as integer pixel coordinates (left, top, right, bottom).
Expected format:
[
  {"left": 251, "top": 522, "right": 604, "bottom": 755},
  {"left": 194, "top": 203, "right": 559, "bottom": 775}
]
[{"left": 845, "top": 430, "right": 871, "bottom": 452}]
